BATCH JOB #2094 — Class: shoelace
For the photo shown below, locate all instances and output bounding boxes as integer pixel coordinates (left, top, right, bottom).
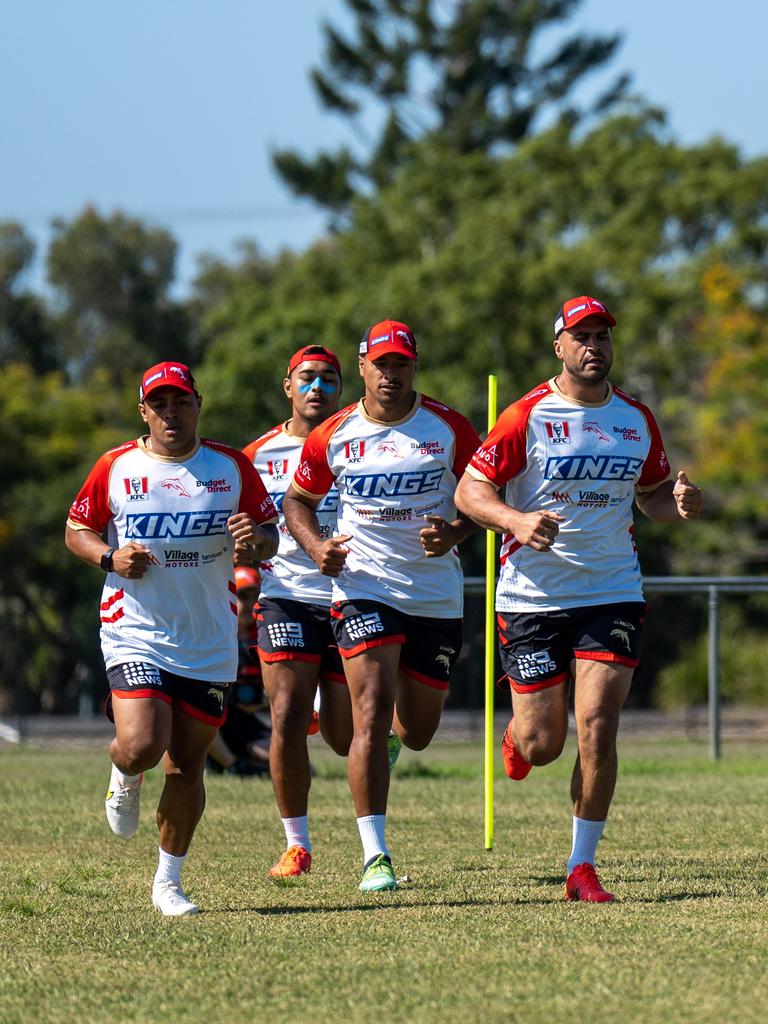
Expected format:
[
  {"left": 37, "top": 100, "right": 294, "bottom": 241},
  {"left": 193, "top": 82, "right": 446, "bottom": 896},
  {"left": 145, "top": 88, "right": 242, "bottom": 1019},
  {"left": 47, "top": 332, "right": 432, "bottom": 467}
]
[
  {"left": 110, "top": 785, "right": 140, "bottom": 810},
  {"left": 154, "top": 882, "right": 191, "bottom": 905}
]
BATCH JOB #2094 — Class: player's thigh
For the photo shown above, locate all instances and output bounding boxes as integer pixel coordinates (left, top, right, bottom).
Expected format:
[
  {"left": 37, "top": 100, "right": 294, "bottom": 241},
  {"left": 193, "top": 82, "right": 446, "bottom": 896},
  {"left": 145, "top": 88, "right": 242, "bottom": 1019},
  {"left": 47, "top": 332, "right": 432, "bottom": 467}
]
[
  {"left": 108, "top": 663, "right": 173, "bottom": 761},
  {"left": 571, "top": 602, "right": 644, "bottom": 728},
  {"left": 396, "top": 615, "right": 461, "bottom": 746},
  {"left": 497, "top": 611, "right": 571, "bottom": 741},
  {"left": 261, "top": 659, "right": 319, "bottom": 720},
  {"left": 331, "top": 600, "right": 403, "bottom": 714},
  {"left": 166, "top": 705, "right": 221, "bottom": 774}
]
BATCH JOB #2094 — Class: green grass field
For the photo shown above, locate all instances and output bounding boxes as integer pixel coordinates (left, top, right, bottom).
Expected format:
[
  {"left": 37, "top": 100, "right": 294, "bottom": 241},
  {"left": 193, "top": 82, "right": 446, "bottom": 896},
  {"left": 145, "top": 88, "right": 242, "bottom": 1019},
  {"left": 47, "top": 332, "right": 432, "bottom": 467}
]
[{"left": 1, "top": 738, "right": 767, "bottom": 1024}]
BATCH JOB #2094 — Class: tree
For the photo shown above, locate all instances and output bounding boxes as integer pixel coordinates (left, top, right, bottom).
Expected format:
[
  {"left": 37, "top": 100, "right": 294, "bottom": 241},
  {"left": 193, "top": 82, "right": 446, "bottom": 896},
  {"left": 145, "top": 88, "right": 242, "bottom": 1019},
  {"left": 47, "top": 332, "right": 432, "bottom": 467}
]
[
  {"left": 47, "top": 207, "right": 192, "bottom": 382},
  {"left": 273, "top": 0, "right": 629, "bottom": 216},
  {"left": 0, "top": 222, "right": 58, "bottom": 374}
]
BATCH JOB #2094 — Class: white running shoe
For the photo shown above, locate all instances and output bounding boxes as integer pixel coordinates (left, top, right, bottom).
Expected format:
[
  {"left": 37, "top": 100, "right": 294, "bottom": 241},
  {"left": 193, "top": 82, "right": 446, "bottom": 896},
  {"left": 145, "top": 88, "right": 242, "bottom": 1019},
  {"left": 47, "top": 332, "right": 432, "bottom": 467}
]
[
  {"left": 104, "top": 764, "right": 143, "bottom": 839},
  {"left": 152, "top": 881, "right": 200, "bottom": 916}
]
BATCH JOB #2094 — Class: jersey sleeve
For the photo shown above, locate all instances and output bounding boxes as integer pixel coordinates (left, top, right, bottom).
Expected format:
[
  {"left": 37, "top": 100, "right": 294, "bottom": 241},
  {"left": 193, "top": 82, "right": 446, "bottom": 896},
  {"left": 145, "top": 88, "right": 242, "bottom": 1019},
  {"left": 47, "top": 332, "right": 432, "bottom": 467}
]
[
  {"left": 636, "top": 405, "right": 672, "bottom": 491},
  {"left": 66, "top": 451, "right": 120, "bottom": 533},
  {"left": 233, "top": 451, "right": 278, "bottom": 523},
  {"left": 465, "top": 399, "right": 533, "bottom": 488},
  {"left": 243, "top": 425, "right": 281, "bottom": 466},
  {"left": 291, "top": 409, "right": 349, "bottom": 499},
  {"left": 420, "top": 397, "right": 481, "bottom": 478}
]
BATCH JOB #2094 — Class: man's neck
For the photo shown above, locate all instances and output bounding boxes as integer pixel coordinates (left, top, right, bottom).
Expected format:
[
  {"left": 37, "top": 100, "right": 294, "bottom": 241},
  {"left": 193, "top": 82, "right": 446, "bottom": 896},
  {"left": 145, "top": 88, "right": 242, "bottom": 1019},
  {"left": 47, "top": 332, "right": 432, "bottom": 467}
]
[
  {"left": 362, "top": 391, "right": 417, "bottom": 423},
  {"left": 554, "top": 373, "right": 609, "bottom": 404}
]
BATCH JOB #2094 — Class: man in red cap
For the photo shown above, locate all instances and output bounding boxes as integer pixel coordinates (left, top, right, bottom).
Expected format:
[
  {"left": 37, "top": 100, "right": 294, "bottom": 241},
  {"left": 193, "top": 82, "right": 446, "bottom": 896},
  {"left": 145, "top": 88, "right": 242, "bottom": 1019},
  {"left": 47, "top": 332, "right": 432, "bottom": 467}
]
[
  {"left": 455, "top": 297, "right": 702, "bottom": 903},
  {"left": 283, "top": 321, "right": 480, "bottom": 892},
  {"left": 243, "top": 345, "right": 352, "bottom": 880},
  {"left": 65, "top": 361, "right": 279, "bottom": 915}
]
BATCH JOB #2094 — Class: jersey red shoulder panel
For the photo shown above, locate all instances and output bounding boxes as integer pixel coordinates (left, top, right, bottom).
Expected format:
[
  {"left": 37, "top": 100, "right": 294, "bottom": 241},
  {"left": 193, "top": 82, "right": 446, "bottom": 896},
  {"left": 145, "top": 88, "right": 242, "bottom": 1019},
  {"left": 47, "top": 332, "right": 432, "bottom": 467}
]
[
  {"left": 468, "top": 382, "right": 552, "bottom": 487},
  {"left": 67, "top": 440, "right": 138, "bottom": 533},
  {"left": 292, "top": 403, "right": 357, "bottom": 497},
  {"left": 242, "top": 424, "right": 283, "bottom": 463},
  {"left": 420, "top": 395, "right": 482, "bottom": 478},
  {"left": 201, "top": 439, "right": 278, "bottom": 523},
  {"left": 613, "top": 388, "right": 671, "bottom": 489}
]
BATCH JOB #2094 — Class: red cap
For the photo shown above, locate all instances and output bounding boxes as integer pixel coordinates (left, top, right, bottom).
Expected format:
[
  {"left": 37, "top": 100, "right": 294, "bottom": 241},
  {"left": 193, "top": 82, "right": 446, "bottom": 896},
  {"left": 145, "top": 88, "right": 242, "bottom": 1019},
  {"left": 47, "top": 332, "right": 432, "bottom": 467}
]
[
  {"left": 234, "top": 566, "right": 261, "bottom": 591},
  {"left": 359, "top": 320, "right": 417, "bottom": 361},
  {"left": 139, "top": 362, "right": 197, "bottom": 402},
  {"left": 287, "top": 345, "right": 342, "bottom": 379},
  {"left": 554, "top": 296, "right": 616, "bottom": 337}
]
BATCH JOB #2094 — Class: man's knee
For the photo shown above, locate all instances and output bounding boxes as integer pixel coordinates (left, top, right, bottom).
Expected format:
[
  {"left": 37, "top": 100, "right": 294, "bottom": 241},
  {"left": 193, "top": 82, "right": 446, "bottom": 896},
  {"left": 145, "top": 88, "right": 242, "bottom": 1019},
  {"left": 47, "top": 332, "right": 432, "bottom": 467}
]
[
  {"left": 114, "top": 735, "right": 164, "bottom": 774},
  {"left": 516, "top": 725, "right": 566, "bottom": 766},
  {"left": 269, "top": 689, "right": 314, "bottom": 737},
  {"left": 577, "top": 707, "right": 619, "bottom": 760}
]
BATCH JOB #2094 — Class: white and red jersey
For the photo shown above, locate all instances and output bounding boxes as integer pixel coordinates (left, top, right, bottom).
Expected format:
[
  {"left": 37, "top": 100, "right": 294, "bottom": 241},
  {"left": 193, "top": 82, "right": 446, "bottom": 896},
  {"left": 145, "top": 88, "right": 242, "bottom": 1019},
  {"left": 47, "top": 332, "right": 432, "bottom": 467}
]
[
  {"left": 67, "top": 437, "right": 278, "bottom": 681},
  {"left": 292, "top": 395, "right": 481, "bottom": 618},
  {"left": 243, "top": 423, "right": 339, "bottom": 604},
  {"left": 466, "top": 379, "right": 671, "bottom": 612}
]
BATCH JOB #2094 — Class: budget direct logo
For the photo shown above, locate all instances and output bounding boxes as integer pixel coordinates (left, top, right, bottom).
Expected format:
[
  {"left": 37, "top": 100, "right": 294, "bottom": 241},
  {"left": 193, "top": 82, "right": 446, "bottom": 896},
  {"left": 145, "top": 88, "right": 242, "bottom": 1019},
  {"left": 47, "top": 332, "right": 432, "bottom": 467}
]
[{"left": 196, "top": 477, "right": 232, "bottom": 493}]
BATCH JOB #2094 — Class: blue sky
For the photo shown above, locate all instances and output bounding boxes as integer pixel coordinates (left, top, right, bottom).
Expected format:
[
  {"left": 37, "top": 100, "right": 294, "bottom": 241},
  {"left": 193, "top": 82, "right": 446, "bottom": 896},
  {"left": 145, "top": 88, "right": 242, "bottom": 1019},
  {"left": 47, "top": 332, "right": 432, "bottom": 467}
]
[{"left": 2, "top": 0, "right": 766, "bottom": 294}]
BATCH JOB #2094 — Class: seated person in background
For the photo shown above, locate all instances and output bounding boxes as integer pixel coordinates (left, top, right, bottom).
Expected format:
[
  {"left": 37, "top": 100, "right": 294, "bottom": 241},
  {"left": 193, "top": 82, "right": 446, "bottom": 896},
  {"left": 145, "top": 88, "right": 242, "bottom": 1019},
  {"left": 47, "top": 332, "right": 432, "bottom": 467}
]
[{"left": 207, "top": 567, "right": 271, "bottom": 777}]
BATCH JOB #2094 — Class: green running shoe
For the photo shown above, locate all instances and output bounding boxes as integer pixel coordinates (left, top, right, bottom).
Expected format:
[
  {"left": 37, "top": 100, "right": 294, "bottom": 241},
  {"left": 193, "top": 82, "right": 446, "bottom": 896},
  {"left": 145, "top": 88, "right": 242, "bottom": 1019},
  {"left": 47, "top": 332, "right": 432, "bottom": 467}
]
[
  {"left": 387, "top": 731, "right": 402, "bottom": 771},
  {"left": 359, "top": 854, "right": 397, "bottom": 892}
]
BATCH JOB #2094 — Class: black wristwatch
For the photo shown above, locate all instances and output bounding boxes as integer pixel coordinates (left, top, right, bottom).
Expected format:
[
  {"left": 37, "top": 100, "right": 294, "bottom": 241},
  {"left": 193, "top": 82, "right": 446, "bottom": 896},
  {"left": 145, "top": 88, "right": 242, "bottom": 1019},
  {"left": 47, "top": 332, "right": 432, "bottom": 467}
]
[{"left": 100, "top": 548, "right": 116, "bottom": 573}]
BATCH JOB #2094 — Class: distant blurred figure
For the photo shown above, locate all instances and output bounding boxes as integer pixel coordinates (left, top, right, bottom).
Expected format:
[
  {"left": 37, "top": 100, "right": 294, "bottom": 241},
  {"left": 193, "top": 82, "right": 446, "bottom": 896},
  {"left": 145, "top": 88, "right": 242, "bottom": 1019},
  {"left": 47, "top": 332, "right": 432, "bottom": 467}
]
[{"left": 207, "top": 566, "right": 271, "bottom": 777}]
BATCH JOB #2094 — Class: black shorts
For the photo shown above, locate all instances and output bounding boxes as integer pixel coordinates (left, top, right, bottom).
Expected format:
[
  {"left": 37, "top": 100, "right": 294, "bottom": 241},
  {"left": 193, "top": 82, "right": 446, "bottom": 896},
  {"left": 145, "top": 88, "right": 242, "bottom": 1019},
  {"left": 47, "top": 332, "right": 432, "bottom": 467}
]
[
  {"left": 497, "top": 602, "right": 646, "bottom": 694},
  {"left": 106, "top": 662, "right": 231, "bottom": 726},
  {"left": 330, "top": 599, "right": 462, "bottom": 691},
  {"left": 255, "top": 597, "right": 345, "bottom": 682}
]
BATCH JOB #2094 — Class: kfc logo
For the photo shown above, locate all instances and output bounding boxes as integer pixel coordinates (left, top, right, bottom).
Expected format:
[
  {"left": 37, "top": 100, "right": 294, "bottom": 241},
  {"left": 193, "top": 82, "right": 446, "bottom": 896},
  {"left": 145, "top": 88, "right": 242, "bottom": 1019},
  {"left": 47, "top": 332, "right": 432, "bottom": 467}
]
[
  {"left": 545, "top": 421, "right": 571, "bottom": 446},
  {"left": 124, "top": 477, "right": 149, "bottom": 502},
  {"left": 345, "top": 440, "right": 366, "bottom": 463},
  {"left": 268, "top": 459, "right": 289, "bottom": 480}
]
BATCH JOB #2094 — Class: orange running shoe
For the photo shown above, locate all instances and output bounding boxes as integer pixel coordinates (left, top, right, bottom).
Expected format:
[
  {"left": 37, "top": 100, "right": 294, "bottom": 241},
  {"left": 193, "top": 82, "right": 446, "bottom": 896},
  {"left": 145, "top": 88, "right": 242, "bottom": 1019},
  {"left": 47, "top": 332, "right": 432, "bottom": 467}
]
[
  {"left": 307, "top": 710, "right": 320, "bottom": 735},
  {"left": 565, "top": 863, "right": 615, "bottom": 903},
  {"left": 501, "top": 720, "right": 532, "bottom": 780},
  {"left": 269, "top": 845, "right": 312, "bottom": 879}
]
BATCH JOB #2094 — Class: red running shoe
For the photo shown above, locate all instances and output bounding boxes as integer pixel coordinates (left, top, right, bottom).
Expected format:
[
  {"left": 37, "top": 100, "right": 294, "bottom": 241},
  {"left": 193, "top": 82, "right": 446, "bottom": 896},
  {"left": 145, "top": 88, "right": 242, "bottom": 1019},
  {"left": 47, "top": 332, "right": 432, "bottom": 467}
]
[
  {"left": 565, "top": 863, "right": 615, "bottom": 903},
  {"left": 501, "top": 720, "right": 532, "bottom": 780},
  {"left": 269, "top": 845, "right": 312, "bottom": 879},
  {"left": 307, "top": 710, "right": 320, "bottom": 736}
]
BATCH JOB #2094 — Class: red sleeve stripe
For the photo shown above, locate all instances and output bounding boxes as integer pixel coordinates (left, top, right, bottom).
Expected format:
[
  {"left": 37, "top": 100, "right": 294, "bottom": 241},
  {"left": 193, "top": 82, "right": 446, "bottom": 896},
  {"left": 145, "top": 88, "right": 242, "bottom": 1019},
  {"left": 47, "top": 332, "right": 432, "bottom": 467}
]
[
  {"left": 100, "top": 608, "right": 124, "bottom": 624},
  {"left": 100, "top": 590, "right": 124, "bottom": 610}
]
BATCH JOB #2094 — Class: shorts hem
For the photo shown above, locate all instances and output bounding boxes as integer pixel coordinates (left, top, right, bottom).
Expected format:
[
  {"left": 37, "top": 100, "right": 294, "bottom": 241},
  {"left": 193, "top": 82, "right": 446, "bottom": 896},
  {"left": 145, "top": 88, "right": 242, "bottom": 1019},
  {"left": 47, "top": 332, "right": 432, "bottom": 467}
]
[
  {"left": 256, "top": 648, "right": 322, "bottom": 665},
  {"left": 400, "top": 664, "right": 449, "bottom": 691},
  {"left": 574, "top": 650, "right": 639, "bottom": 668},
  {"left": 507, "top": 671, "right": 569, "bottom": 694},
  {"left": 339, "top": 634, "right": 406, "bottom": 659},
  {"left": 176, "top": 697, "right": 227, "bottom": 727}
]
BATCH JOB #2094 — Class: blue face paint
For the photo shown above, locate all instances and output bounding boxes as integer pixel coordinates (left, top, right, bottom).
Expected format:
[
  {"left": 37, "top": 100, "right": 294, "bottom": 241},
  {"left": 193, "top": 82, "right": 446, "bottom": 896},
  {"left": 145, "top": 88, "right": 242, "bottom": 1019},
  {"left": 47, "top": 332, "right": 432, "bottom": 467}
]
[{"left": 298, "top": 376, "right": 337, "bottom": 395}]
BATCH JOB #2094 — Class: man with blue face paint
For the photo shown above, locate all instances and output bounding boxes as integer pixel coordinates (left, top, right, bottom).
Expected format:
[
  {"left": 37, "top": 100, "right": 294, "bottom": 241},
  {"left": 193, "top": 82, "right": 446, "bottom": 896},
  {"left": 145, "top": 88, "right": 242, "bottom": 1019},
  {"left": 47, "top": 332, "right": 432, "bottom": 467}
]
[{"left": 243, "top": 345, "right": 352, "bottom": 880}]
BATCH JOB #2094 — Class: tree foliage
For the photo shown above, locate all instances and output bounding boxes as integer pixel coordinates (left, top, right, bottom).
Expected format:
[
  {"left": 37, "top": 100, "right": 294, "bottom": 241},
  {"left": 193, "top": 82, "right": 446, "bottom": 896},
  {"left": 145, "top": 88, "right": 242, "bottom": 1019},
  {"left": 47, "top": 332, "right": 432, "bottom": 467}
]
[{"left": 273, "top": 0, "right": 629, "bottom": 216}]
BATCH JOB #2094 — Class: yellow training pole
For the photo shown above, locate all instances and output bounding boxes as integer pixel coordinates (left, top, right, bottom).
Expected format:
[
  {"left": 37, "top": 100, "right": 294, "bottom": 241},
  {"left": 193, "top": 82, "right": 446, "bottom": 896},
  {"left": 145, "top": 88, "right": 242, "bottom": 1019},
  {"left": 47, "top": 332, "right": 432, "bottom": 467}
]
[{"left": 484, "top": 374, "right": 497, "bottom": 850}]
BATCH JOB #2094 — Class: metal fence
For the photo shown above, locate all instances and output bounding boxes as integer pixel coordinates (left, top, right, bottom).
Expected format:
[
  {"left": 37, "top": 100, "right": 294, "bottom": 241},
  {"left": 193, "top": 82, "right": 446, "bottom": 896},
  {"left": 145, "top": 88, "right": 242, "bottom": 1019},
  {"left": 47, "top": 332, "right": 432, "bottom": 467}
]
[{"left": 464, "top": 575, "right": 768, "bottom": 760}]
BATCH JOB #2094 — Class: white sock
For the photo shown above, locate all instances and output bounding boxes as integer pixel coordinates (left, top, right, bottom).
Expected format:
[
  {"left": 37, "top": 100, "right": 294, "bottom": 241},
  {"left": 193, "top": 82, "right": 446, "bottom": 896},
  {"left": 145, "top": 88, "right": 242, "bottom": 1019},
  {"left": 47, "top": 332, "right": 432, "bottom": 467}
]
[
  {"left": 282, "top": 815, "right": 311, "bottom": 852},
  {"left": 154, "top": 847, "right": 186, "bottom": 886},
  {"left": 113, "top": 765, "right": 141, "bottom": 786},
  {"left": 357, "top": 814, "right": 389, "bottom": 865},
  {"left": 567, "top": 816, "right": 606, "bottom": 874}
]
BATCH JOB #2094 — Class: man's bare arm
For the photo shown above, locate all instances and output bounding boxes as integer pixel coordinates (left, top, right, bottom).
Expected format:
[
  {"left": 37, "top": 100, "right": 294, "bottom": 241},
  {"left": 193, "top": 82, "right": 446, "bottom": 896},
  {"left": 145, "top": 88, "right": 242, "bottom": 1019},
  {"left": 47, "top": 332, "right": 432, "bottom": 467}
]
[
  {"left": 454, "top": 475, "right": 564, "bottom": 552},
  {"left": 283, "top": 484, "right": 351, "bottom": 577}
]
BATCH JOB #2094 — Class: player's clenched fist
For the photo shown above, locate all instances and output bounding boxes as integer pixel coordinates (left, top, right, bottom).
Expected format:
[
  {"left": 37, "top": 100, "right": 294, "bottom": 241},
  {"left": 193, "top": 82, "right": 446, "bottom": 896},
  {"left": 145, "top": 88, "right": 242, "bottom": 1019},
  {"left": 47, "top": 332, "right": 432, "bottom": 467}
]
[
  {"left": 113, "top": 542, "right": 154, "bottom": 579},
  {"left": 672, "top": 471, "right": 702, "bottom": 520},
  {"left": 419, "top": 515, "right": 456, "bottom": 558},
  {"left": 509, "top": 510, "right": 565, "bottom": 552},
  {"left": 312, "top": 534, "right": 352, "bottom": 577}
]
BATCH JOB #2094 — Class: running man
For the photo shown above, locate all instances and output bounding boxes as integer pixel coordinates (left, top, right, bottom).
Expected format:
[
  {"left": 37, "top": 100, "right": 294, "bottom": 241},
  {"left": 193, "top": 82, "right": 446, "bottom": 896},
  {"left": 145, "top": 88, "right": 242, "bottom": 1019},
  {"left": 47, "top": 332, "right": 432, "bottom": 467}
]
[
  {"left": 65, "top": 361, "right": 278, "bottom": 915},
  {"left": 455, "top": 296, "right": 702, "bottom": 902},
  {"left": 243, "top": 344, "right": 352, "bottom": 880},
  {"left": 283, "top": 320, "right": 480, "bottom": 892}
]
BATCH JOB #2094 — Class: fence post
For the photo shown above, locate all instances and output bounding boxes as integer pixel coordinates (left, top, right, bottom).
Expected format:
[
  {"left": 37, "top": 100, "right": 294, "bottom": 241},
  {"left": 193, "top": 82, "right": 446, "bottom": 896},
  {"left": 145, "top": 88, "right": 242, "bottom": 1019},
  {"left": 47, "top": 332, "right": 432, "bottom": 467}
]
[{"left": 707, "top": 585, "right": 721, "bottom": 760}]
